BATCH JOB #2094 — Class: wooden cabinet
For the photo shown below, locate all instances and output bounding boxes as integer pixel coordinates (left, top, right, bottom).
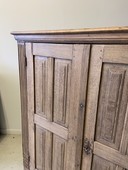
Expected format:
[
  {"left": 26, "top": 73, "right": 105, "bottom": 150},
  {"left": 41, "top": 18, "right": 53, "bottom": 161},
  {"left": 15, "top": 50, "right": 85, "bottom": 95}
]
[{"left": 12, "top": 27, "right": 128, "bottom": 170}]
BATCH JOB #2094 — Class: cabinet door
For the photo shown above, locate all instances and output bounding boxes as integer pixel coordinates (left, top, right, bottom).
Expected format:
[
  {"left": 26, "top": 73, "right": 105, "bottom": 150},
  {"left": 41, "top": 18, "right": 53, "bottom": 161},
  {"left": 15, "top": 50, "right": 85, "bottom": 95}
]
[
  {"left": 82, "top": 45, "right": 128, "bottom": 170},
  {"left": 26, "top": 43, "right": 90, "bottom": 170}
]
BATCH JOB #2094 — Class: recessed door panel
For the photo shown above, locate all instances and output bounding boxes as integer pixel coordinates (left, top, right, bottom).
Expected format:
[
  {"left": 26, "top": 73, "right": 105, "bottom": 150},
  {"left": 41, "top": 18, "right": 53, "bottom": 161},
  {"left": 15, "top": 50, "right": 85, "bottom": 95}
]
[
  {"left": 35, "top": 56, "right": 53, "bottom": 121},
  {"left": 92, "top": 155, "right": 116, "bottom": 170},
  {"left": 52, "top": 135, "right": 66, "bottom": 170},
  {"left": 96, "top": 64, "right": 128, "bottom": 150},
  {"left": 54, "top": 59, "right": 71, "bottom": 127}
]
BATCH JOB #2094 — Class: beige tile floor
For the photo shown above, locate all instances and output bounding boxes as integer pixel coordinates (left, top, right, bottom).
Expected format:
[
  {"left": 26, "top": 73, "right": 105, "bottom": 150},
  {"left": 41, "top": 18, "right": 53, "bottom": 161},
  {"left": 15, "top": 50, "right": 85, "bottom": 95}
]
[{"left": 0, "top": 135, "right": 23, "bottom": 170}]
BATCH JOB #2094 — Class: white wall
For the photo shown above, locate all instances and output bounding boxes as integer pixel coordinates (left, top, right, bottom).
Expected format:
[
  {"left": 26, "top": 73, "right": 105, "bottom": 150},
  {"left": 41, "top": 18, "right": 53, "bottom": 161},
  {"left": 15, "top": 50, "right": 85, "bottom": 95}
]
[{"left": 0, "top": 0, "right": 128, "bottom": 134}]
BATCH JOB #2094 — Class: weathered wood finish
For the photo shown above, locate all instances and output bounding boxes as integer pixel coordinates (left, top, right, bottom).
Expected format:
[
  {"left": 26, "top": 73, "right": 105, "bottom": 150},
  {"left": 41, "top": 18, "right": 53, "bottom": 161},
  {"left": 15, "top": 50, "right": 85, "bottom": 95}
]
[
  {"left": 13, "top": 27, "right": 128, "bottom": 170},
  {"left": 92, "top": 155, "right": 117, "bottom": 170},
  {"left": 34, "top": 56, "right": 53, "bottom": 120},
  {"left": 82, "top": 45, "right": 128, "bottom": 170},
  {"left": 11, "top": 27, "right": 128, "bottom": 44},
  {"left": 17, "top": 42, "right": 29, "bottom": 170},
  {"left": 81, "top": 45, "right": 104, "bottom": 170},
  {"left": 25, "top": 43, "right": 90, "bottom": 170},
  {"left": 54, "top": 59, "right": 71, "bottom": 127},
  {"left": 96, "top": 63, "right": 128, "bottom": 150},
  {"left": 33, "top": 43, "right": 73, "bottom": 60},
  {"left": 26, "top": 43, "right": 35, "bottom": 170}
]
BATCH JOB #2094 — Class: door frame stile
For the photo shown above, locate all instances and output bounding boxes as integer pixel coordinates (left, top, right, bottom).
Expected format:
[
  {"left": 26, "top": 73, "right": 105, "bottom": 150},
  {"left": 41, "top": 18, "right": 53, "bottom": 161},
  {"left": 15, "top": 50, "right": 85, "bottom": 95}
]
[
  {"left": 26, "top": 43, "right": 35, "bottom": 170},
  {"left": 65, "top": 44, "right": 90, "bottom": 170},
  {"left": 82, "top": 45, "right": 104, "bottom": 170}
]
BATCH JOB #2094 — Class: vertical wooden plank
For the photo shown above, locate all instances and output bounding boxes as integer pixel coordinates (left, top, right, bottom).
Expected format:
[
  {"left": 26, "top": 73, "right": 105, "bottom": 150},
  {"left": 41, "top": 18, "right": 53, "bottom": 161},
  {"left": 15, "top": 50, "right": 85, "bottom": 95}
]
[
  {"left": 35, "top": 56, "right": 46, "bottom": 117},
  {"left": 119, "top": 104, "right": 128, "bottom": 155},
  {"left": 52, "top": 135, "right": 66, "bottom": 170},
  {"left": 35, "top": 126, "right": 52, "bottom": 170},
  {"left": 36, "top": 126, "right": 46, "bottom": 170},
  {"left": 26, "top": 43, "right": 35, "bottom": 170},
  {"left": 54, "top": 59, "right": 71, "bottom": 127},
  {"left": 44, "top": 132, "right": 52, "bottom": 170},
  {"left": 65, "top": 45, "right": 90, "bottom": 170},
  {"left": 82, "top": 45, "right": 104, "bottom": 170},
  {"left": 18, "top": 42, "right": 29, "bottom": 170},
  {"left": 34, "top": 56, "right": 53, "bottom": 170},
  {"left": 95, "top": 64, "right": 128, "bottom": 150},
  {"left": 45, "top": 58, "right": 53, "bottom": 121},
  {"left": 35, "top": 56, "right": 53, "bottom": 121}
]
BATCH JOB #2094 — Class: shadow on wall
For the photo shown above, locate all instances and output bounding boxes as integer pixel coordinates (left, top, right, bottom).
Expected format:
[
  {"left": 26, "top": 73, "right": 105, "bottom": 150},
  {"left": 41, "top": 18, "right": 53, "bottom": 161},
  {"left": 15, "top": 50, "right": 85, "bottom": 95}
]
[{"left": 0, "top": 94, "right": 7, "bottom": 135}]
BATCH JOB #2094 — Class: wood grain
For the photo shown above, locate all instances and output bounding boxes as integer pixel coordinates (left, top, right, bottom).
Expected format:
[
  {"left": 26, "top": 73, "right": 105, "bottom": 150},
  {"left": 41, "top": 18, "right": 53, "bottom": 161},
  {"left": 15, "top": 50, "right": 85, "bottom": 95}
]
[
  {"left": 65, "top": 45, "right": 90, "bottom": 170},
  {"left": 12, "top": 33, "right": 128, "bottom": 44},
  {"left": 119, "top": 103, "right": 128, "bottom": 155},
  {"left": 33, "top": 43, "right": 73, "bottom": 60},
  {"left": 26, "top": 43, "right": 35, "bottom": 170},
  {"left": 25, "top": 43, "right": 90, "bottom": 170},
  {"left": 34, "top": 114, "right": 68, "bottom": 140},
  {"left": 52, "top": 135, "right": 66, "bottom": 170},
  {"left": 92, "top": 155, "right": 116, "bottom": 170},
  {"left": 12, "top": 27, "right": 128, "bottom": 44},
  {"left": 17, "top": 42, "right": 29, "bottom": 170},
  {"left": 34, "top": 56, "right": 53, "bottom": 121},
  {"left": 11, "top": 26, "right": 128, "bottom": 35},
  {"left": 96, "top": 64, "right": 128, "bottom": 150},
  {"left": 35, "top": 125, "right": 52, "bottom": 170},
  {"left": 54, "top": 59, "right": 71, "bottom": 127},
  {"left": 81, "top": 45, "right": 104, "bottom": 170},
  {"left": 103, "top": 45, "right": 128, "bottom": 64},
  {"left": 94, "top": 142, "right": 128, "bottom": 169},
  {"left": 35, "top": 125, "right": 46, "bottom": 170}
]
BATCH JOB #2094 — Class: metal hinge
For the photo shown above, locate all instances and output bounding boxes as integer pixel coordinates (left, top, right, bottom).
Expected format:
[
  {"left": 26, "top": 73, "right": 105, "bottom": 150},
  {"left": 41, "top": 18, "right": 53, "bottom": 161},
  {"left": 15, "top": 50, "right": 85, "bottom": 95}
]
[{"left": 83, "top": 138, "right": 92, "bottom": 155}]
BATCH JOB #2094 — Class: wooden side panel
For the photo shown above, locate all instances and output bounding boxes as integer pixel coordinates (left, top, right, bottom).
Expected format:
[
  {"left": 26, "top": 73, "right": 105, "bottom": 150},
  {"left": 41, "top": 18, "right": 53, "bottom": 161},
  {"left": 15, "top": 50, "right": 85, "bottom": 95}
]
[
  {"left": 54, "top": 59, "right": 71, "bottom": 127},
  {"left": 35, "top": 56, "right": 53, "bottom": 121},
  {"left": 18, "top": 42, "right": 29, "bottom": 170},
  {"left": 52, "top": 135, "right": 66, "bottom": 170},
  {"left": 96, "top": 64, "right": 128, "bottom": 150},
  {"left": 92, "top": 155, "right": 116, "bottom": 170}
]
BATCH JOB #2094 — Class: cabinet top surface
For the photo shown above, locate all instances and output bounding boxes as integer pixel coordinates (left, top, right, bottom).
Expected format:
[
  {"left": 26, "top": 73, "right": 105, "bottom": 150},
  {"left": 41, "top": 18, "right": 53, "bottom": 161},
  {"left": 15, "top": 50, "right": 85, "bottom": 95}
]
[{"left": 11, "top": 26, "right": 128, "bottom": 35}]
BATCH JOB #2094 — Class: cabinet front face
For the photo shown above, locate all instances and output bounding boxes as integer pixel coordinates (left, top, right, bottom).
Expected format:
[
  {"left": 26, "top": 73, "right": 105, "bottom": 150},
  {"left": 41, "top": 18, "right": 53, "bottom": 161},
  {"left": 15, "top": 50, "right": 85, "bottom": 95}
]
[
  {"left": 26, "top": 43, "right": 90, "bottom": 170},
  {"left": 82, "top": 45, "right": 128, "bottom": 170}
]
